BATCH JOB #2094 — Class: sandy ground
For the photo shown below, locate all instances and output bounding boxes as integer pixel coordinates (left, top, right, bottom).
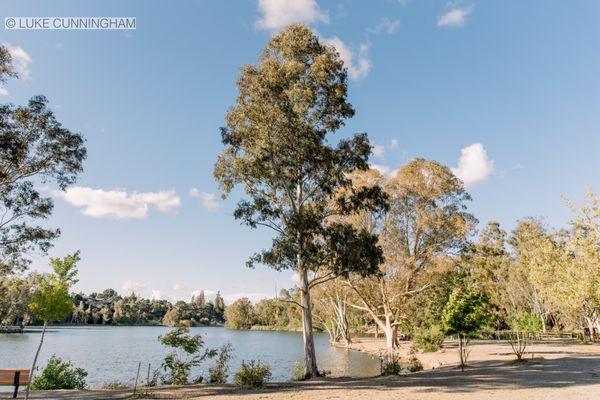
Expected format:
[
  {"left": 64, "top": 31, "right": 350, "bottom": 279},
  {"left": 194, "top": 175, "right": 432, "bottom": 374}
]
[{"left": 10, "top": 339, "right": 600, "bottom": 400}]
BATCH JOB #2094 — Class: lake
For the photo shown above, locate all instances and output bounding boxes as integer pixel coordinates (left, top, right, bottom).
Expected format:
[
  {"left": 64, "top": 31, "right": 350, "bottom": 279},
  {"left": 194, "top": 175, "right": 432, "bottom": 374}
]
[{"left": 0, "top": 326, "right": 380, "bottom": 388}]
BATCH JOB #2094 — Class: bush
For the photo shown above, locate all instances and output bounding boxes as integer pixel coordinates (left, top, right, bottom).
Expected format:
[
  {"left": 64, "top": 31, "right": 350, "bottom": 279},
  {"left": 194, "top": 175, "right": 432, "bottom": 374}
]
[
  {"left": 407, "top": 347, "right": 424, "bottom": 372},
  {"left": 413, "top": 326, "right": 444, "bottom": 353},
  {"left": 234, "top": 360, "right": 271, "bottom": 388},
  {"left": 208, "top": 343, "right": 233, "bottom": 384},
  {"left": 380, "top": 354, "right": 402, "bottom": 376},
  {"left": 292, "top": 361, "right": 304, "bottom": 381},
  {"left": 158, "top": 326, "right": 217, "bottom": 385},
  {"left": 509, "top": 312, "right": 542, "bottom": 333},
  {"left": 31, "top": 355, "right": 87, "bottom": 390}
]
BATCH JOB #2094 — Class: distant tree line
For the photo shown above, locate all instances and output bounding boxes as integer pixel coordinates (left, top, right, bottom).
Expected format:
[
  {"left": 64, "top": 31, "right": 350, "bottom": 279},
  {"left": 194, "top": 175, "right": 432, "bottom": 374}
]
[{"left": 0, "top": 286, "right": 225, "bottom": 327}]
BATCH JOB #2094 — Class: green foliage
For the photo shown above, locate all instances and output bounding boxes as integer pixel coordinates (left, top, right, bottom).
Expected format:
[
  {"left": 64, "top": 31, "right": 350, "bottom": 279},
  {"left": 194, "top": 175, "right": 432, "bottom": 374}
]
[
  {"left": 253, "top": 297, "right": 302, "bottom": 331},
  {"left": 215, "top": 23, "right": 387, "bottom": 377},
  {"left": 234, "top": 360, "right": 271, "bottom": 388},
  {"left": 0, "top": 45, "right": 17, "bottom": 82},
  {"left": 208, "top": 343, "right": 233, "bottom": 384},
  {"left": 29, "top": 252, "right": 80, "bottom": 323},
  {"left": 442, "top": 289, "right": 490, "bottom": 336},
  {"left": 380, "top": 354, "right": 403, "bottom": 376},
  {"left": 413, "top": 325, "right": 445, "bottom": 353},
  {"left": 407, "top": 347, "right": 424, "bottom": 372},
  {"left": 0, "top": 89, "right": 86, "bottom": 275},
  {"left": 509, "top": 312, "right": 543, "bottom": 333},
  {"left": 214, "top": 23, "right": 386, "bottom": 278},
  {"left": 224, "top": 298, "right": 254, "bottom": 330},
  {"left": 292, "top": 361, "right": 304, "bottom": 381},
  {"left": 0, "top": 274, "right": 35, "bottom": 326},
  {"left": 31, "top": 355, "right": 87, "bottom": 390},
  {"left": 158, "top": 326, "right": 217, "bottom": 385}
]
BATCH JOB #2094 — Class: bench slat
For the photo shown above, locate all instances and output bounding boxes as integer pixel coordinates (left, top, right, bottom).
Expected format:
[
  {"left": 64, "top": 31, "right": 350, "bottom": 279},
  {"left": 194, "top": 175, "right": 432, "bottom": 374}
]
[{"left": 0, "top": 369, "right": 30, "bottom": 385}]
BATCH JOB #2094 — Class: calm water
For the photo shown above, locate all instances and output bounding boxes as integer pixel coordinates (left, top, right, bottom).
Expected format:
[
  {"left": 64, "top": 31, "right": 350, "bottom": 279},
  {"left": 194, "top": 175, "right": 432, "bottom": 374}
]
[{"left": 0, "top": 326, "right": 379, "bottom": 388}]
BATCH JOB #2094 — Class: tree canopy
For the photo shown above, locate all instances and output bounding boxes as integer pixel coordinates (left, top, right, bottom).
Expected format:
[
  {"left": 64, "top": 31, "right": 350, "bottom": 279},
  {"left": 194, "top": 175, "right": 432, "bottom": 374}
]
[
  {"left": 214, "top": 24, "right": 385, "bottom": 377},
  {"left": 0, "top": 45, "right": 86, "bottom": 275}
]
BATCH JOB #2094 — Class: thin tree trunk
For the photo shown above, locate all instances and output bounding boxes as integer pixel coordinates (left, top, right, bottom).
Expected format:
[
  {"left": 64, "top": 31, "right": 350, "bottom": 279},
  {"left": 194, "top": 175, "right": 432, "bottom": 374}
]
[
  {"left": 586, "top": 317, "right": 596, "bottom": 342},
  {"left": 299, "top": 266, "right": 319, "bottom": 378},
  {"left": 458, "top": 333, "right": 464, "bottom": 372},
  {"left": 25, "top": 320, "right": 47, "bottom": 400},
  {"left": 541, "top": 315, "right": 547, "bottom": 334}
]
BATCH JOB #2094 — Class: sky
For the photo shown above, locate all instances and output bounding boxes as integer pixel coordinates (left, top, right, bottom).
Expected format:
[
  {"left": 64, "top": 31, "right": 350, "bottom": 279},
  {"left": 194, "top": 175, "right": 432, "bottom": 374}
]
[{"left": 1, "top": 0, "right": 599, "bottom": 304}]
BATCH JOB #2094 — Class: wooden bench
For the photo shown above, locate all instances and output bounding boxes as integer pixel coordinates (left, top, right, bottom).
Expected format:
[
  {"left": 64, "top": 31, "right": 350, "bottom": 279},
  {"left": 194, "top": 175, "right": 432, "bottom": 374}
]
[{"left": 0, "top": 369, "right": 30, "bottom": 398}]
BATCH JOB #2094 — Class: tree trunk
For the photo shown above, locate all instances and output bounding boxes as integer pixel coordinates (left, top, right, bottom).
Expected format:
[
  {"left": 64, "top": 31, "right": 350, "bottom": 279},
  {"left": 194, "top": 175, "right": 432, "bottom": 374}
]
[
  {"left": 299, "top": 266, "right": 319, "bottom": 378},
  {"left": 383, "top": 315, "right": 396, "bottom": 361},
  {"left": 25, "top": 320, "right": 47, "bottom": 400},
  {"left": 458, "top": 333, "right": 465, "bottom": 372},
  {"left": 586, "top": 316, "right": 597, "bottom": 342},
  {"left": 540, "top": 315, "right": 547, "bottom": 334}
]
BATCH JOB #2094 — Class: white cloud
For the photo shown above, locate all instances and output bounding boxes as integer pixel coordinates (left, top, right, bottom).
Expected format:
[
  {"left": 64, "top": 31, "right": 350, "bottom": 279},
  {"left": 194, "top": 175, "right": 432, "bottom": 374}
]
[
  {"left": 372, "top": 139, "right": 400, "bottom": 159},
  {"left": 172, "top": 283, "right": 185, "bottom": 291},
  {"left": 324, "top": 36, "right": 371, "bottom": 80},
  {"left": 368, "top": 18, "right": 400, "bottom": 35},
  {"left": 437, "top": 6, "right": 473, "bottom": 28},
  {"left": 372, "top": 144, "right": 386, "bottom": 159},
  {"left": 291, "top": 272, "right": 301, "bottom": 285},
  {"left": 151, "top": 290, "right": 162, "bottom": 300},
  {"left": 370, "top": 164, "right": 399, "bottom": 179},
  {"left": 122, "top": 281, "right": 146, "bottom": 293},
  {"left": 0, "top": 86, "right": 7, "bottom": 97},
  {"left": 3, "top": 43, "right": 32, "bottom": 80},
  {"left": 54, "top": 186, "right": 181, "bottom": 219},
  {"left": 255, "top": 0, "right": 329, "bottom": 31},
  {"left": 190, "top": 188, "right": 221, "bottom": 211},
  {"left": 451, "top": 143, "right": 494, "bottom": 187},
  {"left": 222, "top": 292, "right": 270, "bottom": 304}
]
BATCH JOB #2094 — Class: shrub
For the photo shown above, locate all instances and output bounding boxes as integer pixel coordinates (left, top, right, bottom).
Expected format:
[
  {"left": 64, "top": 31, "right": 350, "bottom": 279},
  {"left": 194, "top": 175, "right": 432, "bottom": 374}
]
[
  {"left": 509, "top": 312, "right": 542, "bottom": 333},
  {"left": 442, "top": 288, "right": 490, "bottom": 371},
  {"left": 413, "top": 326, "right": 444, "bottom": 353},
  {"left": 407, "top": 347, "right": 424, "bottom": 372},
  {"left": 31, "top": 355, "right": 87, "bottom": 390},
  {"left": 158, "top": 326, "right": 217, "bottom": 385},
  {"left": 380, "top": 354, "right": 402, "bottom": 376},
  {"left": 234, "top": 360, "right": 272, "bottom": 388},
  {"left": 208, "top": 343, "right": 233, "bottom": 384},
  {"left": 292, "top": 361, "right": 304, "bottom": 381}
]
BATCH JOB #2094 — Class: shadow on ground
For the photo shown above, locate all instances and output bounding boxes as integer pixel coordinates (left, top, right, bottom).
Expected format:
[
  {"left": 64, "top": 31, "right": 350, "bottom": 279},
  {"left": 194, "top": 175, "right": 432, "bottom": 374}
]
[{"left": 15, "top": 353, "right": 600, "bottom": 399}]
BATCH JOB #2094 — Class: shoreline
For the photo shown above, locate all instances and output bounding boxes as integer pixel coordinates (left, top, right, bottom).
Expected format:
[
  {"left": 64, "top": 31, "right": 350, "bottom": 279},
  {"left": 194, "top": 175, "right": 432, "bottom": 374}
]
[
  {"left": 338, "top": 336, "right": 600, "bottom": 371},
  {"left": 7, "top": 336, "right": 600, "bottom": 399},
  {"left": 16, "top": 339, "right": 600, "bottom": 400}
]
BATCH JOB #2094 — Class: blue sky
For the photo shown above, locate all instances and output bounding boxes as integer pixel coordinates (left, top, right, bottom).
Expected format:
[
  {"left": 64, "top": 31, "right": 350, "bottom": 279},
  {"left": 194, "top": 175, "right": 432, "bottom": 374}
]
[{"left": 2, "top": 0, "right": 599, "bottom": 303}]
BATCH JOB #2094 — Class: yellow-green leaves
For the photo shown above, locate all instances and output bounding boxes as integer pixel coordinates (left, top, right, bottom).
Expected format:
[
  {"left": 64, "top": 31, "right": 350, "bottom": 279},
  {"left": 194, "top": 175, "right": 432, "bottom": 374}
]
[{"left": 29, "top": 252, "right": 80, "bottom": 323}]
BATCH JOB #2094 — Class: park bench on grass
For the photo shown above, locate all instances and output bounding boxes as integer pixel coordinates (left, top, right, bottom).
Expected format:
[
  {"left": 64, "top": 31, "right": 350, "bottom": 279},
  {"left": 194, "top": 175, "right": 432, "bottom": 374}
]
[{"left": 0, "top": 369, "right": 30, "bottom": 398}]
